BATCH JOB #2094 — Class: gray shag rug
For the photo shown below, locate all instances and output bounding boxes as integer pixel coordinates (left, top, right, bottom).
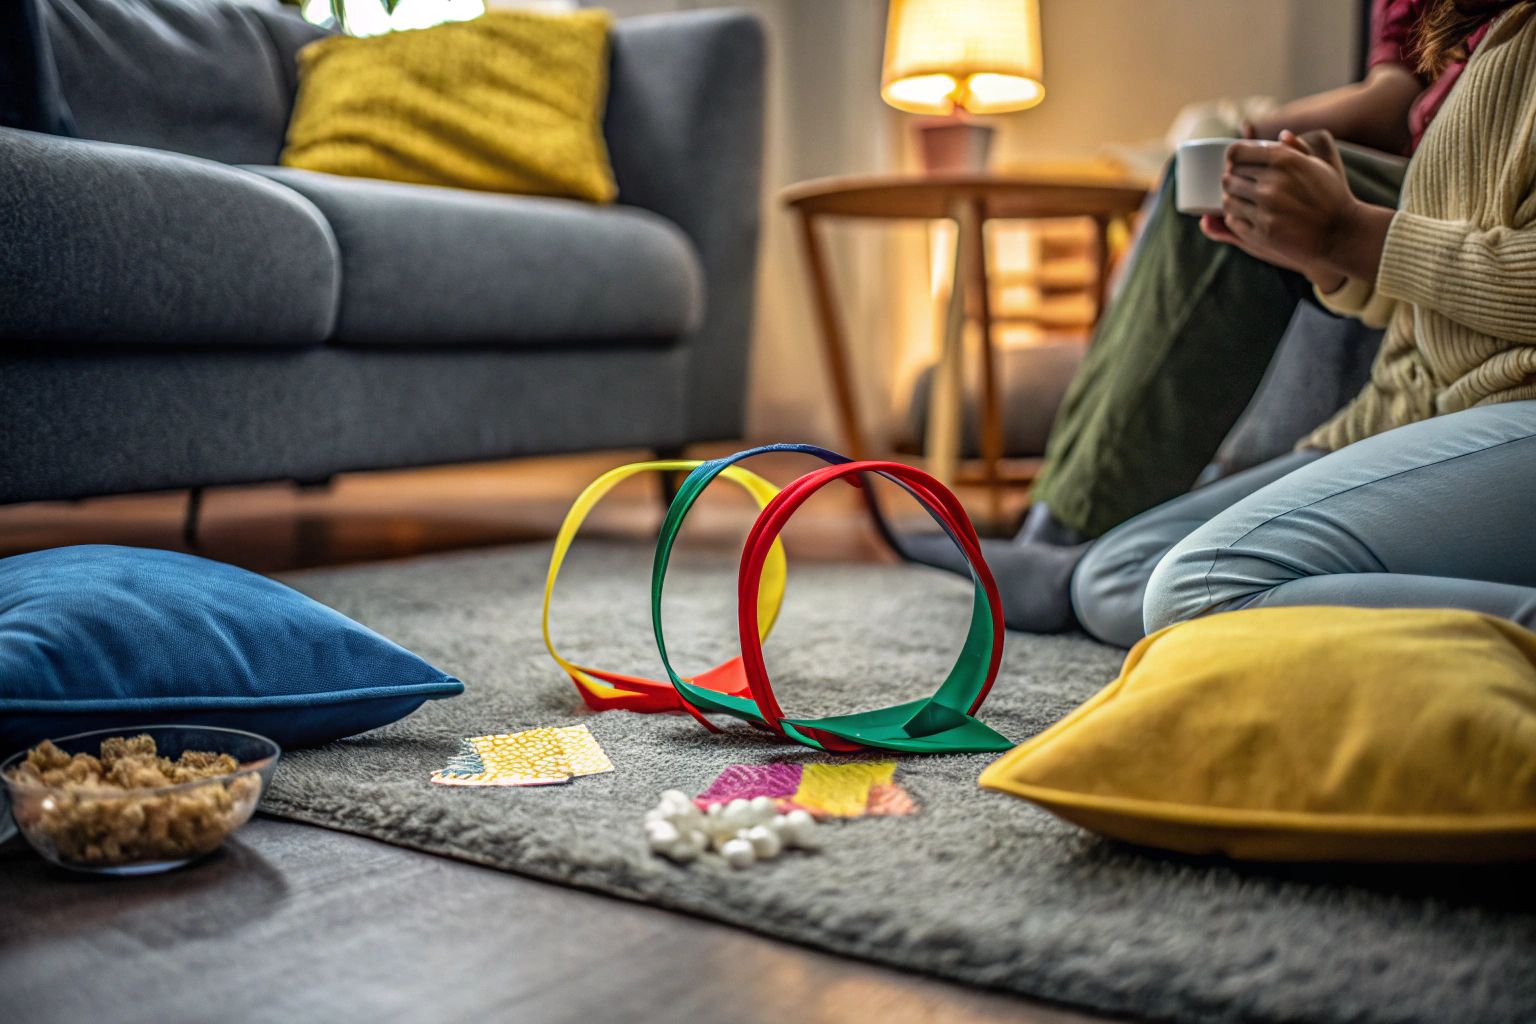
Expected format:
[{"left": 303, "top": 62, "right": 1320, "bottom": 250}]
[{"left": 265, "top": 543, "right": 1536, "bottom": 1024}]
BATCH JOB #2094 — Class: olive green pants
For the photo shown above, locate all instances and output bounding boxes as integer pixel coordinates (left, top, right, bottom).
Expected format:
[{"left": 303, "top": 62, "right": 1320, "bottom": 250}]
[{"left": 1030, "top": 149, "right": 1406, "bottom": 539}]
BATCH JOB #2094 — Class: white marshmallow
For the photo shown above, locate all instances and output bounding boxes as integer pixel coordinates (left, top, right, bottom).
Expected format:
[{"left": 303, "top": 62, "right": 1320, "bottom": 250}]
[
  {"left": 720, "top": 837, "right": 756, "bottom": 869},
  {"left": 699, "top": 811, "right": 737, "bottom": 841},
  {"left": 647, "top": 789, "right": 818, "bottom": 868},
  {"left": 745, "top": 824, "right": 782, "bottom": 860},
  {"left": 671, "top": 804, "right": 703, "bottom": 825},
  {"left": 781, "top": 809, "right": 817, "bottom": 848},
  {"left": 673, "top": 829, "right": 707, "bottom": 862},
  {"left": 722, "top": 798, "right": 757, "bottom": 830},
  {"left": 645, "top": 819, "right": 680, "bottom": 848}
]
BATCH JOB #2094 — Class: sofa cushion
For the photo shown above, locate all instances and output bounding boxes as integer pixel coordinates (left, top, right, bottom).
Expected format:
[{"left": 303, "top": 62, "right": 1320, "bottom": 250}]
[
  {"left": 44, "top": 0, "right": 328, "bottom": 166},
  {"left": 0, "top": 127, "right": 339, "bottom": 346},
  {"left": 249, "top": 167, "right": 704, "bottom": 346},
  {"left": 0, "top": 545, "right": 463, "bottom": 755},
  {"left": 2, "top": 0, "right": 76, "bottom": 136}
]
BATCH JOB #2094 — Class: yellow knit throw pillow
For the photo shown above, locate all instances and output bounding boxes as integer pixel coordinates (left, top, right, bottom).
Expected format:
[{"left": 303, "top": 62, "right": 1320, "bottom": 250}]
[
  {"left": 979, "top": 607, "right": 1536, "bottom": 863},
  {"left": 281, "top": 10, "right": 616, "bottom": 203}
]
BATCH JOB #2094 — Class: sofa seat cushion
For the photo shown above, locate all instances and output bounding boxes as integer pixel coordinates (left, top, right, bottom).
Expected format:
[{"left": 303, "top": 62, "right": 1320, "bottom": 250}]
[{"left": 250, "top": 166, "right": 705, "bottom": 346}]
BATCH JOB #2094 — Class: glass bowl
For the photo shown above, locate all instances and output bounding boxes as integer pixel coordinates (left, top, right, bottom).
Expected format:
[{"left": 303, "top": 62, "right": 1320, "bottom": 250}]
[{"left": 0, "top": 725, "right": 281, "bottom": 875}]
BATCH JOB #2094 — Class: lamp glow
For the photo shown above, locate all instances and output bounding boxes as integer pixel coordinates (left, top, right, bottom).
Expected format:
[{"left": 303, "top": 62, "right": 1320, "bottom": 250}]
[{"left": 881, "top": 0, "right": 1044, "bottom": 116}]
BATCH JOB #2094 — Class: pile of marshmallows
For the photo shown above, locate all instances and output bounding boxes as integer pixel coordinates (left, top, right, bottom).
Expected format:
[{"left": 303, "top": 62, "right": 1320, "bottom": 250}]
[{"left": 644, "top": 790, "right": 817, "bottom": 868}]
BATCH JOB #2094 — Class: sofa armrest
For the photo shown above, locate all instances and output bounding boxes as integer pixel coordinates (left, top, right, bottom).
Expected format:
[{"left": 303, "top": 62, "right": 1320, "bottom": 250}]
[
  {"left": 0, "top": 127, "right": 339, "bottom": 345},
  {"left": 604, "top": 9, "right": 765, "bottom": 441}
]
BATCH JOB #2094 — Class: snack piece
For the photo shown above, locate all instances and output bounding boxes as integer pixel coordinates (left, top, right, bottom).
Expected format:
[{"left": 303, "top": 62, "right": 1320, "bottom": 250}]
[
  {"left": 4, "top": 735, "right": 260, "bottom": 868},
  {"left": 99, "top": 734, "right": 157, "bottom": 762}
]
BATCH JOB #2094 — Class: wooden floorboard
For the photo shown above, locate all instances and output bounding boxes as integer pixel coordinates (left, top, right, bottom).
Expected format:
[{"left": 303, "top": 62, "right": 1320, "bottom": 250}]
[{"left": 0, "top": 819, "right": 1117, "bottom": 1024}]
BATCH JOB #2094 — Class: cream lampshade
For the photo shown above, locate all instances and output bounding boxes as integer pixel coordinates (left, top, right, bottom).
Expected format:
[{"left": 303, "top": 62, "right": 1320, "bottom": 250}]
[{"left": 882, "top": 0, "right": 1044, "bottom": 172}]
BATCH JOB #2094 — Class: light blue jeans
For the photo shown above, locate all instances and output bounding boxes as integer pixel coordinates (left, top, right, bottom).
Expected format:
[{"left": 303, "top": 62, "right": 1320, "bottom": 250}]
[{"left": 1071, "top": 402, "right": 1536, "bottom": 647}]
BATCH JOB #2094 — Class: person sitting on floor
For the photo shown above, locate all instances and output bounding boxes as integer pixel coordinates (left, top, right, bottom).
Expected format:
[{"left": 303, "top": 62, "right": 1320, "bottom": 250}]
[
  {"left": 905, "top": 0, "right": 1512, "bottom": 637},
  {"left": 1081, "top": 0, "right": 1536, "bottom": 645}
]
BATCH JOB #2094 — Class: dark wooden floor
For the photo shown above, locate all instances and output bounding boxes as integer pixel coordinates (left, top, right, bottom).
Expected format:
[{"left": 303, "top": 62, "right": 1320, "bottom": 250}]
[
  {"left": 0, "top": 819, "right": 1113, "bottom": 1024},
  {"left": 0, "top": 448, "right": 1100, "bottom": 1024}
]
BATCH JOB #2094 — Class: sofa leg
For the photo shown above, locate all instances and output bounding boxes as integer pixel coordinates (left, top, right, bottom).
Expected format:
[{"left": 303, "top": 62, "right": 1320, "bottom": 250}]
[
  {"left": 182, "top": 487, "right": 204, "bottom": 550},
  {"left": 653, "top": 445, "right": 686, "bottom": 512}
]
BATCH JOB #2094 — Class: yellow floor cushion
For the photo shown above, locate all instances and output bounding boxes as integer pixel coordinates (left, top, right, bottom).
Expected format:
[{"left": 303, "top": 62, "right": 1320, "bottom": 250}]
[
  {"left": 979, "top": 607, "right": 1536, "bottom": 862},
  {"left": 282, "top": 9, "right": 616, "bottom": 202}
]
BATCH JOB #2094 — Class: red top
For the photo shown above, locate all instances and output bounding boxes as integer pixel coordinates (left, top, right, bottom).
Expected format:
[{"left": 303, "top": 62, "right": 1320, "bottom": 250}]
[{"left": 1370, "top": 0, "right": 1495, "bottom": 150}]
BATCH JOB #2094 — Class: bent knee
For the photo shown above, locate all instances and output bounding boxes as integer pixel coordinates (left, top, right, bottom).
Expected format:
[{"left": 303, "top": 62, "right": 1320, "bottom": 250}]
[
  {"left": 1142, "top": 541, "right": 1218, "bottom": 635},
  {"left": 1070, "top": 519, "right": 1199, "bottom": 648},
  {"left": 1070, "top": 538, "right": 1148, "bottom": 648},
  {"left": 1143, "top": 537, "right": 1300, "bottom": 635}
]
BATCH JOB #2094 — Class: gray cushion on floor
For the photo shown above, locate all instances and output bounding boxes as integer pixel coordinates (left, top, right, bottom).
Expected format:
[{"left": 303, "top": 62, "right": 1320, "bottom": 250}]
[
  {"left": 249, "top": 167, "right": 705, "bottom": 346},
  {"left": 1212, "top": 303, "right": 1382, "bottom": 476},
  {"left": 0, "top": 128, "right": 339, "bottom": 346},
  {"left": 43, "top": 0, "right": 327, "bottom": 166},
  {"left": 901, "top": 342, "right": 1087, "bottom": 457}
]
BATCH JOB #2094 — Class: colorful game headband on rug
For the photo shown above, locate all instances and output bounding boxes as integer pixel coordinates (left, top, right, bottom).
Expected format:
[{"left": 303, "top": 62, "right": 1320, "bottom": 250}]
[
  {"left": 542, "top": 460, "right": 788, "bottom": 718},
  {"left": 651, "top": 445, "right": 1013, "bottom": 755}
]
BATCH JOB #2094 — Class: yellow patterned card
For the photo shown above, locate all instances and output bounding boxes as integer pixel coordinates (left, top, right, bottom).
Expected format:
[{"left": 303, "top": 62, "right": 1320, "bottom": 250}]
[
  {"left": 431, "top": 724, "right": 614, "bottom": 787},
  {"left": 794, "top": 761, "right": 897, "bottom": 816},
  {"left": 544, "top": 724, "right": 615, "bottom": 778}
]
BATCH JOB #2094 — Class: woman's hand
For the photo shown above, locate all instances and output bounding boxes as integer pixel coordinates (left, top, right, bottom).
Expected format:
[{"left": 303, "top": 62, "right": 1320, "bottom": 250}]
[{"left": 1200, "top": 130, "right": 1393, "bottom": 291}]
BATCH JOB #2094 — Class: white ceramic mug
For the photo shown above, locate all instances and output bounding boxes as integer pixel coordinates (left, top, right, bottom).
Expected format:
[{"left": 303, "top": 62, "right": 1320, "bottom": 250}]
[{"left": 1175, "top": 138, "right": 1237, "bottom": 216}]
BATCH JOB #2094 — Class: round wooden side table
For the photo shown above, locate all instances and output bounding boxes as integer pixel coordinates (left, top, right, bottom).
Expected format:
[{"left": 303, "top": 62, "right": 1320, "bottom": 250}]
[{"left": 782, "top": 172, "right": 1148, "bottom": 516}]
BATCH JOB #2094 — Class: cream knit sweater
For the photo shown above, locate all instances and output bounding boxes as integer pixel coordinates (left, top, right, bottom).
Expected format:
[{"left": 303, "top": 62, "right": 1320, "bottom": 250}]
[{"left": 1307, "top": 5, "right": 1536, "bottom": 451}]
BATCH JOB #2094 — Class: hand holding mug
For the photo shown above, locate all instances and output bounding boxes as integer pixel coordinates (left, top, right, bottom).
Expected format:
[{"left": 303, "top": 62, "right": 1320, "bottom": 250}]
[{"left": 1199, "top": 130, "right": 1358, "bottom": 289}]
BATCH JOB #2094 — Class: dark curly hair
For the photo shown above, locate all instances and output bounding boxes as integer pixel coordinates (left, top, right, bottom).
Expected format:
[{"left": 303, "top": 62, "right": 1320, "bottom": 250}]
[{"left": 1414, "top": 0, "right": 1533, "bottom": 74}]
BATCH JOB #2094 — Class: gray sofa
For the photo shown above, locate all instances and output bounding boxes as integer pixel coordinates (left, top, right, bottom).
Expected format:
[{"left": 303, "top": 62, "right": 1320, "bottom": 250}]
[{"left": 0, "top": 0, "right": 764, "bottom": 505}]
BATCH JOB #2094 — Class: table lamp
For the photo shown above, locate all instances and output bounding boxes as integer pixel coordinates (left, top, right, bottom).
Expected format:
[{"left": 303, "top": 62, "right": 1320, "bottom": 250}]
[{"left": 881, "top": 0, "right": 1044, "bottom": 174}]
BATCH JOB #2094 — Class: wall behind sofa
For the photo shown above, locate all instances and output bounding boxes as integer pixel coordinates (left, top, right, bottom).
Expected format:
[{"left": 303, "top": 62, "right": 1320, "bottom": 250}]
[{"left": 591, "top": 0, "right": 1357, "bottom": 450}]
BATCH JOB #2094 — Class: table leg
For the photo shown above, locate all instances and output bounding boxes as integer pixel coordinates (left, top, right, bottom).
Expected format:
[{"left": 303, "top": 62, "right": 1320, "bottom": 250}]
[
  {"left": 926, "top": 197, "right": 978, "bottom": 489},
  {"left": 967, "top": 199, "right": 1003, "bottom": 526},
  {"left": 795, "top": 208, "right": 867, "bottom": 460},
  {"left": 1092, "top": 214, "right": 1113, "bottom": 325}
]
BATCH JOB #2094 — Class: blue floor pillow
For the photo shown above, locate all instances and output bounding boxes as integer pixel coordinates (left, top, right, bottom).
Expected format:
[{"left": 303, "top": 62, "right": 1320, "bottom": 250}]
[{"left": 0, "top": 545, "right": 463, "bottom": 754}]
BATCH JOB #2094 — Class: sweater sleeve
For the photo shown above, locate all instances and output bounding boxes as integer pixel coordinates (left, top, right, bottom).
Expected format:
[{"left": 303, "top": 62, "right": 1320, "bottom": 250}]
[
  {"left": 1314, "top": 276, "right": 1398, "bottom": 329},
  {"left": 1376, "top": 210, "right": 1536, "bottom": 342}
]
